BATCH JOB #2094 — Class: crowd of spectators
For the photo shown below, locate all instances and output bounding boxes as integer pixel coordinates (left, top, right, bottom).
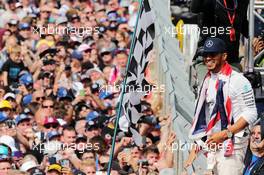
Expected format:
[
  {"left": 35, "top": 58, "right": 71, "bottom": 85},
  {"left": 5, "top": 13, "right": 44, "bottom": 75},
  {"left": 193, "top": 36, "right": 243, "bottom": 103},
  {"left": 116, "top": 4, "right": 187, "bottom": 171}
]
[{"left": 0, "top": 0, "right": 175, "bottom": 175}]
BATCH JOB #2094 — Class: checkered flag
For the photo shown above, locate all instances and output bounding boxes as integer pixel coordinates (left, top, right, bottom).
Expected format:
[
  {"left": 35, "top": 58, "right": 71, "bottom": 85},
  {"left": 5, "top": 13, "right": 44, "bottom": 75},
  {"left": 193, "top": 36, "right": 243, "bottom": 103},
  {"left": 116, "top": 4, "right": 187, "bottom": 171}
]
[{"left": 120, "top": 0, "right": 155, "bottom": 146}]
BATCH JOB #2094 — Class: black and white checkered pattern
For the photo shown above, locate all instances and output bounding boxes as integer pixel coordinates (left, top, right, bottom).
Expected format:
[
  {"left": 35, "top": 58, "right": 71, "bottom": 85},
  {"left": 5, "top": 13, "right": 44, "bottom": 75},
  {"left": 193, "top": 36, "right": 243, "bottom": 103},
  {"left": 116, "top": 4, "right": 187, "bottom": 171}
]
[{"left": 120, "top": 0, "right": 155, "bottom": 146}]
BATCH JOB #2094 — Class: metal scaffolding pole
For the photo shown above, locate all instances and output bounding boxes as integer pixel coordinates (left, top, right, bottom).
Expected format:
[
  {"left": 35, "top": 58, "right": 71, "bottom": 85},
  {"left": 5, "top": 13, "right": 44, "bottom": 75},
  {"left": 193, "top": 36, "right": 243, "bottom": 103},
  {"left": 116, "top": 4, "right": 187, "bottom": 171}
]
[{"left": 248, "top": 0, "right": 255, "bottom": 73}]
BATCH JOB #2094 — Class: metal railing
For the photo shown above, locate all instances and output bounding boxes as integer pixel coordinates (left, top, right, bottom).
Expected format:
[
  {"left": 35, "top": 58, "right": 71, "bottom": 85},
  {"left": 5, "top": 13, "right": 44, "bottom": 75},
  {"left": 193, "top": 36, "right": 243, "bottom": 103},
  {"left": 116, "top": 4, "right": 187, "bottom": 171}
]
[{"left": 247, "top": 0, "right": 264, "bottom": 73}]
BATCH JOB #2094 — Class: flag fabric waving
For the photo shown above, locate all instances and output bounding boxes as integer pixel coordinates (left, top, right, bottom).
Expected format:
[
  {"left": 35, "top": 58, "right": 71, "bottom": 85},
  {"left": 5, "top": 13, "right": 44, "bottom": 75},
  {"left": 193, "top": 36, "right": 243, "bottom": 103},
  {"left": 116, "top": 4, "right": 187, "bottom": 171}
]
[{"left": 120, "top": 0, "right": 155, "bottom": 146}]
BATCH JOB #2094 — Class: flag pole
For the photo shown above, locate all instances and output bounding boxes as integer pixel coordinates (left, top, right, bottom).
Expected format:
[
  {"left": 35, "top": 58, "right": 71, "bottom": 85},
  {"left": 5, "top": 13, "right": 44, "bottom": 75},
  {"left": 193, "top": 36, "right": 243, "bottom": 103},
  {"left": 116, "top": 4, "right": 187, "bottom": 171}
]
[{"left": 107, "top": 0, "right": 144, "bottom": 174}]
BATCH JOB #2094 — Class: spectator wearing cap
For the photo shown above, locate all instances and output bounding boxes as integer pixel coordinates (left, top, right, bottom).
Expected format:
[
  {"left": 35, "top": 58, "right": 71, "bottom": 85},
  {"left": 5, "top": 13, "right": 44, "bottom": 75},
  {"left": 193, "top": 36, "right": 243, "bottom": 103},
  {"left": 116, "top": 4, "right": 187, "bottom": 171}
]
[
  {"left": 98, "top": 47, "right": 113, "bottom": 70},
  {"left": 75, "top": 134, "right": 87, "bottom": 155},
  {"left": 86, "top": 68, "right": 104, "bottom": 85},
  {"left": 55, "top": 16, "right": 68, "bottom": 35},
  {"left": 18, "top": 22, "right": 31, "bottom": 41},
  {"left": 4, "top": 92, "right": 17, "bottom": 109},
  {"left": 98, "top": 15, "right": 110, "bottom": 28},
  {"left": 74, "top": 103, "right": 91, "bottom": 120},
  {"left": 7, "top": 19, "right": 18, "bottom": 34},
  {"left": 0, "top": 112, "right": 9, "bottom": 133},
  {"left": 38, "top": 6, "right": 51, "bottom": 26},
  {"left": 0, "top": 100, "right": 12, "bottom": 117},
  {"left": 2, "top": 45, "right": 28, "bottom": 86},
  {"left": 78, "top": 44, "right": 92, "bottom": 63},
  {"left": 67, "top": 10, "right": 81, "bottom": 29},
  {"left": 0, "top": 0, "right": 19, "bottom": 28},
  {"left": 85, "top": 120, "right": 101, "bottom": 140},
  {"left": 19, "top": 154, "right": 39, "bottom": 173},
  {"left": 46, "top": 163, "right": 62, "bottom": 175},
  {"left": 15, "top": 113, "right": 31, "bottom": 137},
  {"left": 46, "top": 130, "right": 60, "bottom": 142},
  {"left": 43, "top": 116, "right": 59, "bottom": 134},
  {"left": 94, "top": 4, "right": 106, "bottom": 19}
]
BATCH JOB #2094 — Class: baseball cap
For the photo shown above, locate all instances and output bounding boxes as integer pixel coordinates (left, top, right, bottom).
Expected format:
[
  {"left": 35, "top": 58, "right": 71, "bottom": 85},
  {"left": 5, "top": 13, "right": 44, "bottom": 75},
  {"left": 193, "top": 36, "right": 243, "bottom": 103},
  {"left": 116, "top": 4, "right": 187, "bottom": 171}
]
[
  {"left": 202, "top": 37, "right": 226, "bottom": 55},
  {"left": 95, "top": 5, "right": 105, "bottom": 12},
  {"left": 76, "top": 134, "right": 87, "bottom": 142},
  {"left": 15, "top": 2, "right": 22, "bottom": 8},
  {"left": 99, "top": 91, "right": 113, "bottom": 99},
  {"left": 43, "top": 116, "right": 59, "bottom": 126},
  {"left": 56, "top": 16, "right": 68, "bottom": 25},
  {"left": 57, "top": 87, "right": 73, "bottom": 101},
  {"left": 0, "top": 100, "right": 12, "bottom": 109},
  {"left": 6, "top": 0, "right": 16, "bottom": 4},
  {"left": 0, "top": 112, "right": 8, "bottom": 123},
  {"left": 15, "top": 113, "right": 31, "bottom": 125},
  {"left": 30, "top": 167, "right": 45, "bottom": 175},
  {"left": 85, "top": 120, "right": 99, "bottom": 131},
  {"left": 0, "top": 144, "right": 10, "bottom": 157},
  {"left": 71, "top": 50, "right": 83, "bottom": 60},
  {"left": 0, "top": 135, "right": 18, "bottom": 152},
  {"left": 120, "top": 0, "right": 130, "bottom": 7},
  {"left": 39, "top": 48, "right": 57, "bottom": 59},
  {"left": 8, "top": 19, "right": 18, "bottom": 25},
  {"left": 23, "top": 108, "right": 33, "bottom": 115},
  {"left": 78, "top": 44, "right": 92, "bottom": 52},
  {"left": 19, "top": 23, "right": 30, "bottom": 30},
  {"left": 100, "top": 47, "right": 112, "bottom": 56},
  {"left": 3, "top": 92, "right": 16, "bottom": 100},
  {"left": 69, "top": 14, "right": 80, "bottom": 22},
  {"left": 114, "top": 48, "right": 128, "bottom": 56},
  {"left": 19, "top": 73, "right": 33, "bottom": 86},
  {"left": 48, "top": 164, "right": 62, "bottom": 173},
  {"left": 107, "top": 11, "right": 118, "bottom": 21},
  {"left": 57, "top": 118, "right": 67, "bottom": 126},
  {"left": 20, "top": 160, "right": 39, "bottom": 172},
  {"left": 74, "top": 102, "right": 91, "bottom": 112},
  {"left": 22, "top": 94, "right": 33, "bottom": 106},
  {"left": 86, "top": 111, "right": 99, "bottom": 122},
  {"left": 47, "top": 131, "right": 60, "bottom": 140},
  {"left": 86, "top": 68, "right": 102, "bottom": 77}
]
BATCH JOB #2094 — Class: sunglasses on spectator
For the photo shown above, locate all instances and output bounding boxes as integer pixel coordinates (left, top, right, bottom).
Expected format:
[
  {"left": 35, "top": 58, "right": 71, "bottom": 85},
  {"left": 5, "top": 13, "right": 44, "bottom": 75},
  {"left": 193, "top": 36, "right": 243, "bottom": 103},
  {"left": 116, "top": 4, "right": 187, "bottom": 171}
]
[
  {"left": 36, "top": 96, "right": 45, "bottom": 101},
  {"left": 42, "top": 105, "right": 54, "bottom": 109},
  {"left": 86, "top": 11, "right": 93, "bottom": 15},
  {"left": 0, "top": 108, "right": 11, "bottom": 112},
  {"left": 84, "top": 49, "right": 92, "bottom": 53},
  {"left": 9, "top": 24, "right": 17, "bottom": 27},
  {"left": 72, "top": 19, "right": 80, "bottom": 23},
  {"left": 44, "top": 124, "right": 58, "bottom": 129},
  {"left": 41, "top": 11, "right": 50, "bottom": 14}
]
